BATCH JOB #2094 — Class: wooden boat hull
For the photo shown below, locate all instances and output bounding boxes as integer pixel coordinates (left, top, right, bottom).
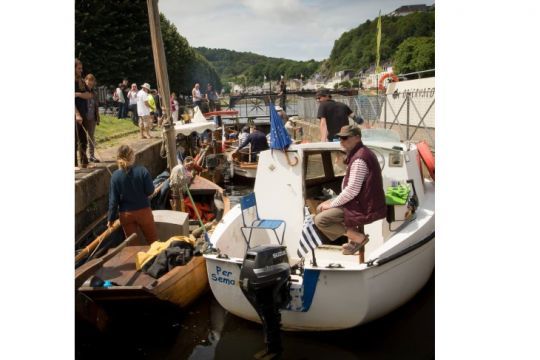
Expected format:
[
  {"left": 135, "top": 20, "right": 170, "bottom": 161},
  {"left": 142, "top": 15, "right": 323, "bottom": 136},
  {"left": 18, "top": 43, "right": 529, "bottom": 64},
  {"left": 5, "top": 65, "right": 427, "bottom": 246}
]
[
  {"left": 152, "top": 255, "right": 208, "bottom": 307},
  {"left": 76, "top": 199, "right": 226, "bottom": 328},
  {"left": 78, "top": 247, "right": 208, "bottom": 308}
]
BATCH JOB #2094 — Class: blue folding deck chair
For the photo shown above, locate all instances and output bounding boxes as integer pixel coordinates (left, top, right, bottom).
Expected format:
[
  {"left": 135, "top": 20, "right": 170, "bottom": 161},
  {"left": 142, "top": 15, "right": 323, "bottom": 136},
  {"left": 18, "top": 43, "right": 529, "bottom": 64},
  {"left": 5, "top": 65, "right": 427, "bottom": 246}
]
[{"left": 240, "top": 192, "right": 286, "bottom": 250}]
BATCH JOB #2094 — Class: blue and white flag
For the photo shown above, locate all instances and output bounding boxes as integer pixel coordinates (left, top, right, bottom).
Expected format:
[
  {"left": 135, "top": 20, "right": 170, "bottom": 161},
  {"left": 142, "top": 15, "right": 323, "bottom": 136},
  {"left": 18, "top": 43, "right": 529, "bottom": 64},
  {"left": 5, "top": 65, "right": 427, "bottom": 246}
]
[{"left": 297, "top": 207, "right": 323, "bottom": 258}]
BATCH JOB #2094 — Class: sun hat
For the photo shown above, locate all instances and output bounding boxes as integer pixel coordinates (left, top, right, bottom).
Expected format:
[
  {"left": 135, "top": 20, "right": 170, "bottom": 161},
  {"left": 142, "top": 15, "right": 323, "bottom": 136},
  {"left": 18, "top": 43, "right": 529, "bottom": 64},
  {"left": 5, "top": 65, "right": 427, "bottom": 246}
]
[
  {"left": 141, "top": 83, "right": 151, "bottom": 90},
  {"left": 335, "top": 125, "right": 362, "bottom": 138}
]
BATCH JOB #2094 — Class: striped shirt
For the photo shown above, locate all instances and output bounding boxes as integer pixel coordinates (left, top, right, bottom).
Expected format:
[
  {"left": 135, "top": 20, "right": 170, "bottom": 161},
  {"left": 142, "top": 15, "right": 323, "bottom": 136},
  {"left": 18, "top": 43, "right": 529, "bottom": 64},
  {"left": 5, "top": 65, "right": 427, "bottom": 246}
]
[{"left": 330, "top": 158, "right": 368, "bottom": 208}]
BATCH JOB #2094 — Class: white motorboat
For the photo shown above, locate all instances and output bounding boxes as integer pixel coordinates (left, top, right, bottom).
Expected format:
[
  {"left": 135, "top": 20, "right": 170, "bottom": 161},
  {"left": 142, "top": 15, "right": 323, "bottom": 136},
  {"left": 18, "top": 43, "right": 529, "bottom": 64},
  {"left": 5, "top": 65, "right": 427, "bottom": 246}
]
[{"left": 204, "top": 129, "right": 434, "bottom": 331}]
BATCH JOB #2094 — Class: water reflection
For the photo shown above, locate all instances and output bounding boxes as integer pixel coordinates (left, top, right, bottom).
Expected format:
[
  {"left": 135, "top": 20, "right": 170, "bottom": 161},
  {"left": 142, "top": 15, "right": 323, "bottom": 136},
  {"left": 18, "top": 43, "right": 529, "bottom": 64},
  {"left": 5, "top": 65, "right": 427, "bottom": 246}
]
[{"left": 76, "top": 271, "right": 433, "bottom": 360}]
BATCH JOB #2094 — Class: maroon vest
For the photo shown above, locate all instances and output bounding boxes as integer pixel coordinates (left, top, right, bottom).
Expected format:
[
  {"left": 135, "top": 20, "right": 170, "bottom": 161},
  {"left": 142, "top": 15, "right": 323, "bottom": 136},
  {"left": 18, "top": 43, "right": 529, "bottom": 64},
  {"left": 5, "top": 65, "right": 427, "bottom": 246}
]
[{"left": 342, "top": 141, "right": 387, "bottom": 227}]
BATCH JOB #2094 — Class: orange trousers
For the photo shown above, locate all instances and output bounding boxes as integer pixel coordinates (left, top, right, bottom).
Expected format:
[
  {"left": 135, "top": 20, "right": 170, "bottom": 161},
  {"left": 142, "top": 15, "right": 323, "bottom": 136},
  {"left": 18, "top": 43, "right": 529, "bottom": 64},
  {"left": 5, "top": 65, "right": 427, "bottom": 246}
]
[{"left": 119, "top": 207, "right": 158, "bottom": 244}]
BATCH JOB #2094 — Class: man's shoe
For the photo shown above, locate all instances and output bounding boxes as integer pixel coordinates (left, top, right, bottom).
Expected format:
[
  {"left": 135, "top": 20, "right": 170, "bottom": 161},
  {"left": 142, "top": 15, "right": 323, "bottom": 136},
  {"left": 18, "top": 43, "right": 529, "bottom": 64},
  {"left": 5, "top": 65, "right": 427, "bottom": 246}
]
[{"left": 89, "top": 157, "right": 100, "bottom": 163}]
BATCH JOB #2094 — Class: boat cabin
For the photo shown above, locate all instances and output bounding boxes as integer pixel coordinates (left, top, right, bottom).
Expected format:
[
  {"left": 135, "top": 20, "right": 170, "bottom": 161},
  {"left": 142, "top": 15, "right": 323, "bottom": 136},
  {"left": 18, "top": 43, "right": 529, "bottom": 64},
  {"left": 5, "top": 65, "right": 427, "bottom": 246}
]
[{"left": 212, "top": 129, "right": 429, "bottom": 266}]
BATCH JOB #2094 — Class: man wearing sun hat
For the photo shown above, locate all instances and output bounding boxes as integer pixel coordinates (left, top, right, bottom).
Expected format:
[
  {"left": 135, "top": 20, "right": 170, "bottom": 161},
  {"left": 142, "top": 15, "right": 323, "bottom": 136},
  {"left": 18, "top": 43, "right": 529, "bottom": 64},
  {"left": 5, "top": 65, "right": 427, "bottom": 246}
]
[
  {"left": 137, "top": 83, "right": 152, "bottom": 139},
  {"left": 314, "top": 124, "right": 386, "bottom": 258}
]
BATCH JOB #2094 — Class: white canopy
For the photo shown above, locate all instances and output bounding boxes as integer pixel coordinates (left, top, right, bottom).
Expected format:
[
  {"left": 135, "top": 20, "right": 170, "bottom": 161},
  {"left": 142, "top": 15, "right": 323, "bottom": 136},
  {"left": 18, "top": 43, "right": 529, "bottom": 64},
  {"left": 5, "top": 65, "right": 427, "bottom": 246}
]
[{"left": 174, "top": 106, "right": 217, "bottom": 136}]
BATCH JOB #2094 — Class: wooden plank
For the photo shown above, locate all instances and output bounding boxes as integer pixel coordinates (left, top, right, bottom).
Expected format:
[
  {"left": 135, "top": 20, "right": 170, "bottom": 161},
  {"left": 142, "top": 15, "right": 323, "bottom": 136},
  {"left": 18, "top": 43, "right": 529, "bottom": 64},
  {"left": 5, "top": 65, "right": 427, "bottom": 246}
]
[
  {"left": 75, "top": 234, "right": 137, "bottom": 288},
  {"left": 101, "top": 245, "right": 147, "bottom": 268},
  {"left": 78, "top": 286, "right": 154, "bottom": 302},
  {"left": 92, "top": 245, "right": 149, "bottom": 286}
]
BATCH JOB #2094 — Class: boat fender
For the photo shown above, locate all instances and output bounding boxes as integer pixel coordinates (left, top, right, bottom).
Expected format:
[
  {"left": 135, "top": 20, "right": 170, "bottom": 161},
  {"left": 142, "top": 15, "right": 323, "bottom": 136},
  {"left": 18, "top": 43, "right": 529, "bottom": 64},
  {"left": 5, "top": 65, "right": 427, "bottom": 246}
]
[{"left": 416, "top": 141, "right": 435, "bottom": 180}]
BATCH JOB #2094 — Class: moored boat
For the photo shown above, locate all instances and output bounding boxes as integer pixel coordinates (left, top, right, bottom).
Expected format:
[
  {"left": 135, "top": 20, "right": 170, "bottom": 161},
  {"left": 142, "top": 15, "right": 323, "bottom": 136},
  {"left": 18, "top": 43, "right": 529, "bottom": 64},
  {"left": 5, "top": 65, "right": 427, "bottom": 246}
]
[
  {"left": 231, "top": 149, "right": 258, "bottom": 179},
  {"left": 76, "top": 177, "right": 230, "bottom": 329},
  {"left": 203, "top": 128, "right": 435, "bottom": 331}
]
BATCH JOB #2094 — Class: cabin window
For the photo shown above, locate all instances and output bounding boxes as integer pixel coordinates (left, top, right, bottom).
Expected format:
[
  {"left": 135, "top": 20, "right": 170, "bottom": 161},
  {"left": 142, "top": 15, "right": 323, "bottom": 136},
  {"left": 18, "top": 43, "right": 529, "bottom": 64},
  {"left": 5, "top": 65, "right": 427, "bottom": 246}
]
[
  {"left": 331, "top": 151, "right": 347, "bottom": 177},
  {"left": 305, "top": 153, "right": 325, "bottom": 180}
]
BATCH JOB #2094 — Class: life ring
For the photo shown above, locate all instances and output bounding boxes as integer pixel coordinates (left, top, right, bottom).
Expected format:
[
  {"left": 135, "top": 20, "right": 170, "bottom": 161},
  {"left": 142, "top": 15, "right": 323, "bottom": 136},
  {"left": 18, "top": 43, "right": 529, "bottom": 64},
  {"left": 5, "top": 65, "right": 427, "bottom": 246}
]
[
  {"left": 378, "top": 73, "right": 399, "bottom": 90},
  {"left": 417, "top": 141, "right": 435, "bottom": 180}
]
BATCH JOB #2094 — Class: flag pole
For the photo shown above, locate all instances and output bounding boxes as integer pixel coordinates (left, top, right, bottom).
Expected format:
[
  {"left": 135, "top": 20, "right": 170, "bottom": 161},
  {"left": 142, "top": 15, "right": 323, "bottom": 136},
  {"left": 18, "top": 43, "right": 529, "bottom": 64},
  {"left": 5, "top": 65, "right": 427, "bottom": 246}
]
[
  {"left": 311, "top": 249, "right": 318, "bottom": 267},
  {"left": 375, "top": 10, "right": 382, "bottom": 74}
]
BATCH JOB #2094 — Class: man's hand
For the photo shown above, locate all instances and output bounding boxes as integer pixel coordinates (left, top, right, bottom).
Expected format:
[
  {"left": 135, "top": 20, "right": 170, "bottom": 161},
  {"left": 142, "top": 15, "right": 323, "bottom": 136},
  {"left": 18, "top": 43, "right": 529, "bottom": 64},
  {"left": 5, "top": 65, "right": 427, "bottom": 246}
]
[
  {"left": 316, "top": 200, "right": 332, "bottom": 213},
  {"left": 75, "top": 114, "right": 83, "bottom": 125}
]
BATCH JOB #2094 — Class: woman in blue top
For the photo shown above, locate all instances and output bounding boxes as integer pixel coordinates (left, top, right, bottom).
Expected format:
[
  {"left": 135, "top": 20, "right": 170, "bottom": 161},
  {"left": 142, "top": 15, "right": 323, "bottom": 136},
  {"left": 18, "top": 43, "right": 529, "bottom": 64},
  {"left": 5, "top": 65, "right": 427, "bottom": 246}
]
[{"left": 107, "top": 145, "right": 157, "bottom": 244}]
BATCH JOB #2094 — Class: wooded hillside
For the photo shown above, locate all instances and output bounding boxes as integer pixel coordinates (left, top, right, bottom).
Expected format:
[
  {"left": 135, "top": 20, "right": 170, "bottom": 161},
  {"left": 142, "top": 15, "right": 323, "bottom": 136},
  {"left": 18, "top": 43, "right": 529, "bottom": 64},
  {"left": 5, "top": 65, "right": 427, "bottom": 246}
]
[
  {"left": 195, "top": 47, "right": 321, "bottom": 86},
  {"left": 326, "top": 10, "right": 435, "bottom": 75}
]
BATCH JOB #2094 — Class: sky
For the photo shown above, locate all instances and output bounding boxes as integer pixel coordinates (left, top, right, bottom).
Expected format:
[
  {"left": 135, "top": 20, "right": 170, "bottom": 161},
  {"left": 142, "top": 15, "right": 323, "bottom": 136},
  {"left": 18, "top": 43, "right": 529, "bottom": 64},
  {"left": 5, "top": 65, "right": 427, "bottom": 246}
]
[{"left": 160, "top": 0, "right": 435, "bottom": 61}]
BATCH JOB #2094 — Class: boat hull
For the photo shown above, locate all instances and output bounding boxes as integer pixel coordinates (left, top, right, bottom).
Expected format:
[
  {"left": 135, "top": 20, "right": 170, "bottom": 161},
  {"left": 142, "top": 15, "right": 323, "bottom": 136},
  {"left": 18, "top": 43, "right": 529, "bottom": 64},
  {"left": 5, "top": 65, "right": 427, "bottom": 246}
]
[
  {"left": 205, "top": 237, "right": 434, "bottom": 331},
  {"left": 204, "top": 133, "right": 435, "bottom": 331},
  {"left": 152, "top": 255, "right": 208, "bottom": 308},
  {"left": 76, "top": 209, "right": 215, "bottom": 329},
  {"left": 233, "top": 164, "right": 257, "bottom": 178}
]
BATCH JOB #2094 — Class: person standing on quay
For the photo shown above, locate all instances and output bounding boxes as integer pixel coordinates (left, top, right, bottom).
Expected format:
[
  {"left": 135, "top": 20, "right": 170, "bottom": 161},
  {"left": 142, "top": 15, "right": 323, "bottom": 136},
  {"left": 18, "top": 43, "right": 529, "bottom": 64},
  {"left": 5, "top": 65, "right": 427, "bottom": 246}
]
[
  {"left": 107, "top": 144, "right": 157, "bottom": 244},
  {"left": 205, "top": 83, "right": 220, "bottom": 112},
  {"left": 114, "top": 83, "right": 126, "bottom": 119},
  {"left": 137, "top": 83, "right": 152, "bottom": 139},
  {"left": 84, "top": 74, "right": 100, "bottom": 163},
  {"left": 127, "top": 83, "right": 139, "bottom": 126},
  {"left": 75, "top": 58, "right": 92, "bottom": 169},
  {"left": 121, "top": 78, "right": 130, "bottom": 118},
  {"left": 192, "top": 83, "right": 203, "bottom": 109}
]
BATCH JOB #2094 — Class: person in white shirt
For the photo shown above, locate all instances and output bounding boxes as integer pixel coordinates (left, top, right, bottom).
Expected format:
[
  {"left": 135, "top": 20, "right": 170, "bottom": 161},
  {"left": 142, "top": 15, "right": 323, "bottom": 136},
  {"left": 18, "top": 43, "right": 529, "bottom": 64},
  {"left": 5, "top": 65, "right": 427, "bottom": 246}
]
[
  {"left": 127, "top": 83, "right": 139, "bottom": 125},
  {"left": 114, "top": 83, "right": 126, "bottom": 119},
  {"left": 137, "top": 83, "right": 152, "bottom": 139},
  {"left": 192, "top": 83, "right": 202, "bottom": 109}
]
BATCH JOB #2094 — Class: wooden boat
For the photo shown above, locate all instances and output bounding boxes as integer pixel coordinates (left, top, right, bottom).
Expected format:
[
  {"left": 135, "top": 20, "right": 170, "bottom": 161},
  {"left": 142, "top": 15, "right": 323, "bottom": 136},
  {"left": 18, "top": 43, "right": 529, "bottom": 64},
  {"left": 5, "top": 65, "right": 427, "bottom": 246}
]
[
  {"left": 76, "top": 177, "right": 230, "bottom": 328},
  {"left": 78, "top": 210, "right": 204, "bottom": 300},
  {"left": 204, "top": 128, "right": 434, "bottom": 331},
  {"left": 230, "top": 147, "right": 258, "bottom": 179}
]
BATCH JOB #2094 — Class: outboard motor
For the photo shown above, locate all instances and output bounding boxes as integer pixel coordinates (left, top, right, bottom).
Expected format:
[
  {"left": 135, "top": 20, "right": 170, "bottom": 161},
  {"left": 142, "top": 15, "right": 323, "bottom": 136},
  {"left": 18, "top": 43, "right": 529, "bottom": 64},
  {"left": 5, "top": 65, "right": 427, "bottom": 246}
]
[{"left": 239, "top": 244, "right": 291, "bottom": 358}]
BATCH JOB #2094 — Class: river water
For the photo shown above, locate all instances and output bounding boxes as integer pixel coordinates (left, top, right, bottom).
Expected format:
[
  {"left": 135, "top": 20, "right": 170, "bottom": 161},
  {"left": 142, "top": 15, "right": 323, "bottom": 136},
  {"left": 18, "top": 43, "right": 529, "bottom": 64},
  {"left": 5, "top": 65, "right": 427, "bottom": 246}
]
[{"left": 75, "top": 182, "right": 434, "bottom": 359}]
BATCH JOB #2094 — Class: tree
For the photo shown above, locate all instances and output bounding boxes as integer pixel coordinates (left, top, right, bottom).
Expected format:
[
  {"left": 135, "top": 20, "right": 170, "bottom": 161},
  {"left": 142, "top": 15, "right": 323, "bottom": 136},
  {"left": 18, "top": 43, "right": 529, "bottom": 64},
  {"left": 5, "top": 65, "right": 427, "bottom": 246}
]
[
  {"left": 75, "top": 0, "right": 154, "bottom": 86},
  {"left": 75, "top": 0, "right": 221, "bottom": 95},
  {"left": 392, "top": 36, "right": 435, "bottom": 75}
]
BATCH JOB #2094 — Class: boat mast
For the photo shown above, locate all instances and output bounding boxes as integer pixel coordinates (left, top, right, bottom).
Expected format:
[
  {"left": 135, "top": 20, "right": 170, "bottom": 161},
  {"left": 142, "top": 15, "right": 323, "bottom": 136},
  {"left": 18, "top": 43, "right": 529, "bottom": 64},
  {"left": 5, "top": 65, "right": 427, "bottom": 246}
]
[{"left": 146, "top": 0, "right": 182, "bottom": 210}]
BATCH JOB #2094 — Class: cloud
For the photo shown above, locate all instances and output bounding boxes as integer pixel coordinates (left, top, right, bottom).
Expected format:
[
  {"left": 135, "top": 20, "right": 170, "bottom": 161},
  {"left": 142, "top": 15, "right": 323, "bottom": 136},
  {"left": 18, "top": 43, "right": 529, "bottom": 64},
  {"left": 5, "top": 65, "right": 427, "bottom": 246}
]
[{"left": 159, "top": 0, "right": 435, "bottom": 61}]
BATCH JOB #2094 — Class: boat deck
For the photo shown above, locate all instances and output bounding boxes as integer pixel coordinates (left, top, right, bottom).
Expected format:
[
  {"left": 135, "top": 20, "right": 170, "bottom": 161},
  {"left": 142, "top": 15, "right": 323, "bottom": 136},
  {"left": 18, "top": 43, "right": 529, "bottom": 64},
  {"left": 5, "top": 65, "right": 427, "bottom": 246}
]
[{"left": 91, "top": 245, "right": 156, "bottom": 288}]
